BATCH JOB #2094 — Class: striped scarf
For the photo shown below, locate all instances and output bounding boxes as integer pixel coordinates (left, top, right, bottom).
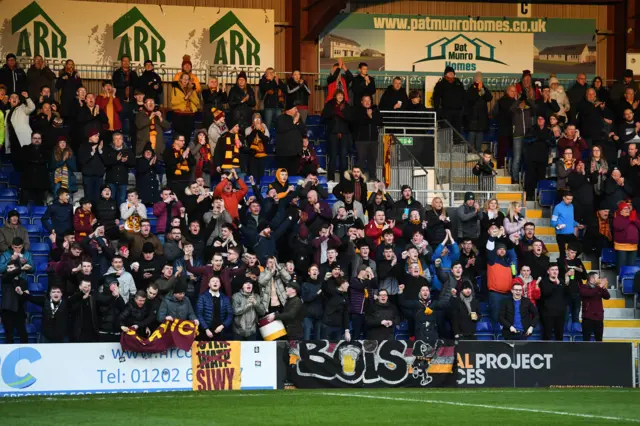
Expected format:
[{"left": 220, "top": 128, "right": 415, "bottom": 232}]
[
  {"left": 173, "top": 148, "right": 190, "bottom": 176},
  {"left": 221, "top": 134, "right": 241, "bottom": 170}
]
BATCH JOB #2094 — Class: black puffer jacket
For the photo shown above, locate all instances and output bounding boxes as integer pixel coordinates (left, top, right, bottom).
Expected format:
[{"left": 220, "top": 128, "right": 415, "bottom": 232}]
[
  {"left": 98, "top": 287, "right": 125, "bottom": 333},
  {"left": 103, "top": 145, "right": 135, "bottom": 185},
  {"left": 365, "top": 300, "right": 400, "bottom": 340},
  {"left": 120, "top": 299, "right": 154, "bottom": 331},
  {"left": 77, "top": 142, "right": 106, "bottom": 177},
  {"left": 228, "top": 84, "right": 256, "bottom": 129},
  {"left": 301, "top": 278, "right": 324, "bottom": 320},
  {"left": 466, "top": 85, "right": 493, "bottom": 132},
  {"left": 433, "top": 77, "right": 466, "bottom": 111}
]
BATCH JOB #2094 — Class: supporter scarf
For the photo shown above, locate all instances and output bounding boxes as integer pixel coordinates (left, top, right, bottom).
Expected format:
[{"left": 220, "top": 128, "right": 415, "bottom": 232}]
[
  {"left": 598, "top": 216, "right": 612, "bottom": 241},
  {"left": 195, "top": 143, "right": 212, "bottom": 178},
  {"left": 146, "top": 111, "right": 157, "bottom": 149},
  {"left": 54, "top": 165, "right": 69, "bottom": 189},
  {"left": 383, "top": 135, "right": 392, "bottom": 187},
  {"left": 250, "top": 133, "right": 267, "bottom": 158},
  {"left": 563, "top": 158, "right": 575, "bottom": 170},
  {"left": 409, "top": 219, "right": 421, "bottom": 225},
  {"left": 173, "top": 148, "right": 190, "bottom": 175}
]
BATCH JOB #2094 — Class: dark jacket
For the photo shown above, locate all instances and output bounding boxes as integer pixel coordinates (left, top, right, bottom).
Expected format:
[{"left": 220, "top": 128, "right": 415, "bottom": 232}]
[
  {"left": 353, "top": 104, "right": 382, "bottom": 142},
  {"left": 97, "top": 288, "right": 126, "bottom": 333},
  {"left": 322, "top": 290, "right": 349, "bottom": 330},
  {"left": 379, "top": 85, "right": 409, "bottom": 112},
  {"left": 196, "top": 291, "right": 233, "bottom": 330},
  {"left": 42, "top": 200, "right": 74, "bottom": 234},
  {"left": 19, "top": 143, "right": 50, "bottom": 190},
  {"left": 576, "top": 100, "right": 611, "bottom": 141},
  {"left": 119, "top": 299, "right": 154, "bottom": 332},
  {"left": 0, "top": 64, "right": 27, "bottom": 95},
  {"left": 393, "top": 197, "right": 424, "bottom": 227},
  {"left": 322, "top": 98, "right": 352, "bottom": 135},
  {"left": 112, "top": 68, "right": 139, "bottom": 104},
  {"left": 26, "top": 65, "right": 56, "bottom": 101},
  {"left": 259, "top": 76, "right": 286, "bottom": 109},
  {"left": 136, "top": 156, "right": 161, "bottom": 205},
  {"left": 535, "top": 98, "right": 561, "bottom": 121},
  {"left": 365, "top": 299, "right": 400, "bottom": 340},
  {"left": 539, "top": 277, "right": 566, "bottom": 315},
  {"left": 433, "top": 77, "right": 466, "bottom": 111},
  {"left": 579, "top": 284, "right": 610, "bottom": 321},
  {"left": 275, "top": 113, "right": 306, "bottom": 157},
  {"left": 77, "top": 142, "right": 106, "bottom": 177},
  {"left": 94, "top": 197, "right": 119, "bottom": 229},
  {"left": 103, "top": 145, "right": 135, "bottom": 185},
  {"left": 157, "top": 294, "right": 197, "bottom": 321},
  {"left": 25, "top": 293, "right": 80, "bottom": 342},
  {"left": 399, "top": 292, "right": 448, "bottom": 342},
  {"left": 301, "top": 278, "right": 324, "bottom": 320},
  {"left": 286, "top": 77, "right": 311, "bottom": 108},
  {"left": 228, "top": 84, "right": 256, "bottom": 130},
  {"left": 164, "top": 147, "right": 196, "bottom": 185},
  {"left": 566, "top": 82, "right": 588, "bottom": 122},
  {"left": 76, "top": 105, "right": 109, "bottom": 139},
  {"left": 202, "top": 88, "right": 228, "bottom": 129},
  {"left": 466, "top": 85, "right": 493, "bottom": 132},
  {"left": 451, "top": 295, "right": 481, "bottom": 337},
  {"left": 55, "top": 70, "right": 83, "bottom": 118},
  {"left": 499, "top": 296, "right": 539, "bottom": 331},
  {"left": 275, "top": 295, "right": 304, "bottom": 340},
  {"left": 350, "top": 74, "right": 376, "bottom": 106},
  {"left": 496, "top": 95, "right": 517, "bottom": 137},
  {"left": 137, "top": 70, "right": 163, "bottom": 102}
]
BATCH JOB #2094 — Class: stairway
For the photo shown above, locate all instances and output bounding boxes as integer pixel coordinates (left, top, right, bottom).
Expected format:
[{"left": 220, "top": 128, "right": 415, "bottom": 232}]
[{"left": 495, "top": 172, "right": 639, "bottom": 341}]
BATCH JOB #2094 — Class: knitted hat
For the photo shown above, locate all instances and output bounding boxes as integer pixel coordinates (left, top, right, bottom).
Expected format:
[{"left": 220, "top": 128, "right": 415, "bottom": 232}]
[
  {"left": 549, "top": 76, "right": 559, "bottom": 86},
  {"left": 624, "top": 69, "right": 634, "bottom": 78},
  {"left": 464, "top": 191, "right": 475, "bottom": 202},
  {"left": 237, "top": 71, "right": 247, "bottom": 82},
  {"left": 462, "top": 281, "right": 474, "bottom": 291},
  {"left": 444, "top": 66, "right": 455, "bottom": 75},
  {"left": 87, "top": 129, "right": 100, "bottom": 139},
  {"left": 174, "top": 280, "right": 188, "bottom": 294},
  {"left": 142, "top": 242, "right": 155, "bottom": 254},
  {"left": 181, "top": 55, "right": 192, "bottom": 68},
  {"left": 211, "top": 107, "right": 225, "bottom": 122},
  {"left": 7, "top": 209, "right": 19, "bottom": 219},
  {"left": 286, "top": 281, "right": 300, "bottom": 293},
  {"left": 495, "top": 242, "right": 507, "bottom": 251}
]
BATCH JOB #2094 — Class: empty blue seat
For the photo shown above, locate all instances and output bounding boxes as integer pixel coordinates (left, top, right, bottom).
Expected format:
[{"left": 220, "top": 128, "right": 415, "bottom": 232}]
[
  {"left": 537, "top": 180, "right": 557, "bottom": 207},
  {"left": 25, "top": 223, "right": 43, "bottom": 237},
  {"left": 476, "top": 318, "right": 493, "bottom": 333},
  {"left": 0, "top": 188, "right": 18, "bottom": 201},
  {"left": 37, "top": 275, "right": 48, "bottom": 290},
  {"left": 571, "top": 322, "right": 582, "bottom": 335},
  {"left": 306, "top": 115, "right": 322, "bottom": 125},
  {"left": 261, "top": 176, "right": 276, "bottom": 185},
  {"left": 26, "top": 302, "right": 42, "bottom": 315},
  {"left": 5, "top": 205, "right": 29, "bottom": 218},
  {"left": 396, "top": 321, "right": 409, "bottom": 332},
  {"left": 30, "top": 205, "right": 48, "bottom": 219},
  {"left": 7, "top": 172, "right": 21, "bottom": 188},
  {"left": 31, "top": 315, "right": 42, "bottom": 332},
  {"left": 600, "top": 248, "right": 616, "bottom": 270},
  {"left": 620, "top": 266, "right": 640, "bottom": 295},
  {"left": 36, "top": 262, "right": 49, "bottom": 275},
  {"left": 30, "top": 242, "right": 49, "bottom": 253},
  {"left": 28, "top": 279, "right": 46, "bottom": 295}
]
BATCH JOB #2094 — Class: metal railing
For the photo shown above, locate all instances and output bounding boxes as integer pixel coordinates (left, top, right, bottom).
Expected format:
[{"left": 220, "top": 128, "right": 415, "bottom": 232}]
[{"left": 383, "top": 189, "right": 525, "bottom": 209}]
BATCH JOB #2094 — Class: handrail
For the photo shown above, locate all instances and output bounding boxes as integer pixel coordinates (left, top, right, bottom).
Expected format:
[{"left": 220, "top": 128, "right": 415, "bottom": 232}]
[
  {"left": 387, "top": 133, "right": 434, "bottom": 185},
  {"left": 384, "top": 189, "right": 526, "bottom": 208}
]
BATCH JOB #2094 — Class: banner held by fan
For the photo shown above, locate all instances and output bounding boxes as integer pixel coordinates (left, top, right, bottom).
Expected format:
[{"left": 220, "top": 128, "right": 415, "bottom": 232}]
[
  {"left": 120, "top": 319, "right": 198, "bottom": 353},
  {"left": 383, "top": 134, "right": 393, "bottom": 188}
]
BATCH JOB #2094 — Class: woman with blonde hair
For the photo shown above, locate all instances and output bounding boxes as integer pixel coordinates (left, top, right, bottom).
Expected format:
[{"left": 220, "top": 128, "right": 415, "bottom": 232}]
[
  {"left": 425, "top": 196, "right": 450, "bottom": 248},
  {"left": 480, "top": 198, "right": 504, "bottom": 246},
  {"left": 504, "top": 201, "right": 526, "bottom": 238}
]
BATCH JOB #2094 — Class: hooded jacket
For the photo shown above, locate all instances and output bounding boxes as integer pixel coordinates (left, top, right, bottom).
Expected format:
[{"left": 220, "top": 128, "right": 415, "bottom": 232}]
[
  {"left": 104, "top": 267, "right": 137, "bottom": 304},
  {"left": 0, "top": 222, "right": 30, "bottom": 252},
  {"left": 549, "top": 77, "right": 570, "bottom": 119},
  {"left": 231, "top": 290, "right": 266, "bottom": 337},
  {"left": 268, "top": 168, "right": 291, "bottom": 199}
]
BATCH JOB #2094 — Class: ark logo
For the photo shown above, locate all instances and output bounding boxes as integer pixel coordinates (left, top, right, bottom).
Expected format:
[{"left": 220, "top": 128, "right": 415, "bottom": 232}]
[
  {"left": 113, "top": 7, "right": 166, "bottom": 63},
  {"left": 414, "top": 34, "right": 506, "bottom": 71},
  {"left": 209, "top": 11, "right": 260, "bottom": 66},
  {"left": 11, "top": 1, "right": 67, "bottom": 58},
  {"left": 1, "top": 347, "right": 41, "bottom": 389}
]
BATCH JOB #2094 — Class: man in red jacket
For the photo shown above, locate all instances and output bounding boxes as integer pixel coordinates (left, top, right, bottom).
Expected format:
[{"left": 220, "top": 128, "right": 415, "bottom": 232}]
[
  {"left": 365, "top": 210, "right": 402, "bottom": 247},
  {"left": 579, "top": 272, "right": 610, "bottom": 342},
  {"left": 213, "top": 169, "right": 248, "bottom": 222}
]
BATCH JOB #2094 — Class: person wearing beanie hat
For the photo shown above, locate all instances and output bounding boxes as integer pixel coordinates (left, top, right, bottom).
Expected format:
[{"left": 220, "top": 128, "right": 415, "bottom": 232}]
[
  {"left": 73, "top": 197, "right": 96, "bottom": 241},
  {"left": 0, "top": 53, "right": 27, "bottom": 96},
  {"left": 499, "top": 278, "right": 539, "bottom": 340},
  {"left": 228, "top": 70, "right": 256, "bottom": 131},
  {"left": 548, "top": 74, "right": 570, "bottom": 121},
  {"left": 202, "top": 77, "right": 227, "bottom": 130},
  {"left": 213, "top": 115, "right": 243, "bottom": 174},
  {"left": 157, "top": 277, "right": 198, "bottom": 324},
  {"left": 137, "top": 59, "right": 162, "bottom": 104},
  {"left": 393, "top": 184, "right": 424, "bottom": 228},
  {"left": 285, "top": 70, "right": 311, "bottom": 123},
  {"left": 172, "top": 54, "right": 201, "bottom": 92},
  {"left": 451, "top": 279, "right": 480, "bottom": 340},
  {"left": 466, "top": 71, "right": 493, "bottom": 151},
  {"left": 207, "top": 106, "right": 228, "bottom": 155},
  {"left": 322, "top": 88, "right": 353, "bottom": 183},
  {"left": 432, "top": 64, "right": 465, "bottom": 131},
  {"left": 265, "top": 280, "right": 304, "bottom": 340},
  {"left": 610, "top": 69, "right": 639, "bottom": 108},
  {"left": 0, "top": 209, "right": 30, "bottom": 252},
  {"left": 171, "top": 72, "right": 200, "bottom": 142}
]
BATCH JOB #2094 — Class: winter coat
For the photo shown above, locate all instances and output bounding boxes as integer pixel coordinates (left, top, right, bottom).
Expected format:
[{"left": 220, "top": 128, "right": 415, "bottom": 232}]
[
  {"left": 286, "top": 78, "right": 311, "bottom": 108},
  {"left": 76, "top": 105, "right": 109, "bottom": 139},
  {"left": 365, "top": 300, "right": 400, "bottom": 340},
  {"left": 97, "top": 288, "right": 126, "bottom": 334},
  {"left": 540, "top": 277, "right": 566, "bottom": 315},
  {"left": 379, "top": 86, "right": 409, "bottom": 112},
  {"left": 77, "top": 142, "right": 106, "bottom": 177},
  {"left": 580, "top": 285, "right": 610, "bottom": 321},
  {"left": 94, "top": 197, "right": 119, "bottom": 230},
  {"left": 17, "top": 143, "right": 49, "bottom": 189},
  {"left": 399, "top": 292, "right": 448, "bottom": 342},
  {"left": 322, "top": 98, "right": 352, "bottom": 135},
  {"left": 104, "top": 267, "right": 137, "bottom": 304},
  {"left": 496, "top": 95, "right": 516, "bottom": 137},
  {"left": 499, "top": 297, "right": 539, "bottom": 331},
  {"left": 231, "top": 291, "right": 266, "bottom": 337},
  {"left": 0, "top": 222, "right": 30, "bottom": 253},
  {"left": 4, "top": 98, "right": 35, "bottom": 153},
  {"left": 50, "top": 151, "right": 78, "bottom": 192},
  {"left": 152, "top": 200, "right": 183, "bottom": 235},
  {"left": 95, "top": 95, "right": 123, "bottom": 130},
  {"left": 137, "top": 70, "right": 163, "bottom": 102},
  {"left": 511, "top": 100, "right": 535, "bottom": 138},
  {"left": 201, "top": 88, "right": 227, "bottom": 129},
  {"left": 457, "top": 204, "right": 481, "bottom": 240},
  {"left": 433, "top": 77, "right": 466, "bottom": 111},
  {"left": 26, "top": 65, "right": 56, "bottom": 101},
  {"left": 42, "top": 200, "right": 74, "bottom": 234},
  {"left": 393, "top": 197, "right": 424, "bottom": 227},
  {"left": 111, "top": 68, "right": 139, "bottom": 104},
  {"left": 326, "top": 68, "right": 353, "bottom": 103},
  {"left": 550, "top": 84, "right": 570, "bottom": 120},
  {"left": 170, "top": 83, "right": 200, "bottom": 114},
  {"left": 0, "top": 65, "right": 27, "bottom": 95},
  {"left": 119, "top": 299, "right": 154, "bottom": 331},
  {"left": 275, "top": 295, "right": 304, "bottom": 340},
  {"left": 259, "top": 76, "right": 286, "bottom": 109},
  {"left": 196, "top": 291, "right": 233, "bottom": 330},
  {"left": 73, "top": 208, "right": 95, "bottom": 241},
  {"left": 322, "top": 290, "right": 350, "bottom": 329},
  {"left": 136, "top": 156, "right": 161, "bottom": 205},
  {"left": 535, "top": 98, "right": 561, "bottom": 121},
  {"left": 301, "top": 278, "right": 324, "bottom": 320},
  {"left": 228, "top": 84, "right": 257, "bottom": 130},
  {"left": 55, "top": 70, "right": 83, "bottom": 118},
  {"left": 576, "top": 100, "right": 611, "bottom": 141},
  {"left": 103, "top": 145, "right": 135, "bottom": 185},
  {"left": 24, "top": 293, "right": 78, "bottom": 342},
  {"left": 466, "top": 85, "right": 493, "bottom": 132},
  {"left": 602, "top": 178, "right": 634, "bottom": 211},
  {"left": 613, "top": 214, "right": 640, "bottom": 247},
  {"left": 275, "top": 113, "right": 306, "bottom": 157},
  {"left": 135, "top": 110, "right": 171, "bottom": 158},
  {"left": 352, "top": 104, "right": 382, "bottom": 142},
  {"left": 157, "top": 294, "right": 197, "bottom": 322},
  {"left": 258, "top": 268, "right": 290, "bottom": 311},
  {"left": 451, "top": 295, "right": 481, "bottom": 337}
]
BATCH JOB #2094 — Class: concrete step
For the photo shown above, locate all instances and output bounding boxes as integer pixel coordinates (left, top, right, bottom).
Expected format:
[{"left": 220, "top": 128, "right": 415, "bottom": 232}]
[
  {"left": 603, "top": 328, "right": 640, "bottom": 339},
  {"left": 604, "top": 298, "right": 627, "bottom": 308},
  {"left": 496, "top": 192, "right": 525, "bottom": 202},
  {"left": 604, "top": 319, "right": 640, "bottom": 328},
  {"left": 496, "top": 176, "right": 511, "bottom": 185},
  {"left": 604, "top": 308, "right": 636, "bottom": 319},
  {"left": 525, "top": 209, "right": 544, "bottom": 219},
  {"left": 526, "top": 218, "right": 552, "bottom": 225},
  {"left": 535, "top": 226, "right": 556, "bottom": 236},
  {"left": 495, "top": 184, "right": 522, "bottom": 191}
]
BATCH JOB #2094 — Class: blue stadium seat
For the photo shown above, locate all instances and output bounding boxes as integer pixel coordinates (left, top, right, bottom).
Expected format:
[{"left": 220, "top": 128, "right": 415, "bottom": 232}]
[
  {"left": 30, "top": 242, "right": 49, "bottom": 253},
  {"left": 306, "top": 115, "right": 322, "bottom": 125},
  {"left": 261, "top": 176, "right": 276, "bottom": 185},
  {"left": 37, "top": 275, "right": 48, "bottom": 290},
  {"left": 30, "top": 205, "right": 48, "bottom": 220},
  {"left": 0, "top": 324, "right": 4, "bottom": 343},
  {"left": 27, "top": 278, "right": 46, "bottom": 295},
  {"left": 26, "top": 302, "right": 42, "bottom": 315},
  {"left": 31, "top": 315, "right": 42, "bottom": 333},
  {"left": 36, "top": 262, "right": 49, "bottom": 276},
  {"left": 26, "top": 324, "right": 37, "bottom": 343},
  {"left": 537, "top": 180, "right": 557, "bottom": 207},
  {"left": 395, "top": 321, "right": 409, "bottom": 332},
  {"left": 317, "top": 155, "right": 327, "bottom": 169},
  {"left": 148, "top": 218, "right": 157, "bottom": 234},
  {"left": 25, "top": 223, "right": 44, "bottom": 238},
  {"left": 7, "top": 171, "right": 21, "bottom": 188},
  {"left": 5, "top": 205, "right": 29, "bottom": 218},
  {"left": 475, "top": 318, "right": 494, "bottom": 340},
  {"left": 600, "top": 248, "right": 616, "bottom": 273},
  {"left": 0, "top": 188, "right": 18, "bottom": 201},
  {"left": 620, "top": 266, "right": 640, "bottom": 295}
]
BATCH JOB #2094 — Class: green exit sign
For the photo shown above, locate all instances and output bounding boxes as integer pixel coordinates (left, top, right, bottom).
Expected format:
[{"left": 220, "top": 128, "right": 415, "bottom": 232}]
[{"left": 397, "top": 136, "right": 413, "bottom": 146}]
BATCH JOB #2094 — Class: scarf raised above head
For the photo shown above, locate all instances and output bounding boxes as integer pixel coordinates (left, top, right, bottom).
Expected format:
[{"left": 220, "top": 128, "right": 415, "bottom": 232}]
[{"left": 173, "top": 148, "right": 190, "bottom": 176}]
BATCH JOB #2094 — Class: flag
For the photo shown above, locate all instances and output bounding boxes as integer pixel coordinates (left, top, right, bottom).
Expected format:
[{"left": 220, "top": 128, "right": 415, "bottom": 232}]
[
  {"left": 120, "top": 319, "right": 197, "bottom": 353},
  {"left": 383, "top": 134, "right": 392, "bottom": 188}
]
